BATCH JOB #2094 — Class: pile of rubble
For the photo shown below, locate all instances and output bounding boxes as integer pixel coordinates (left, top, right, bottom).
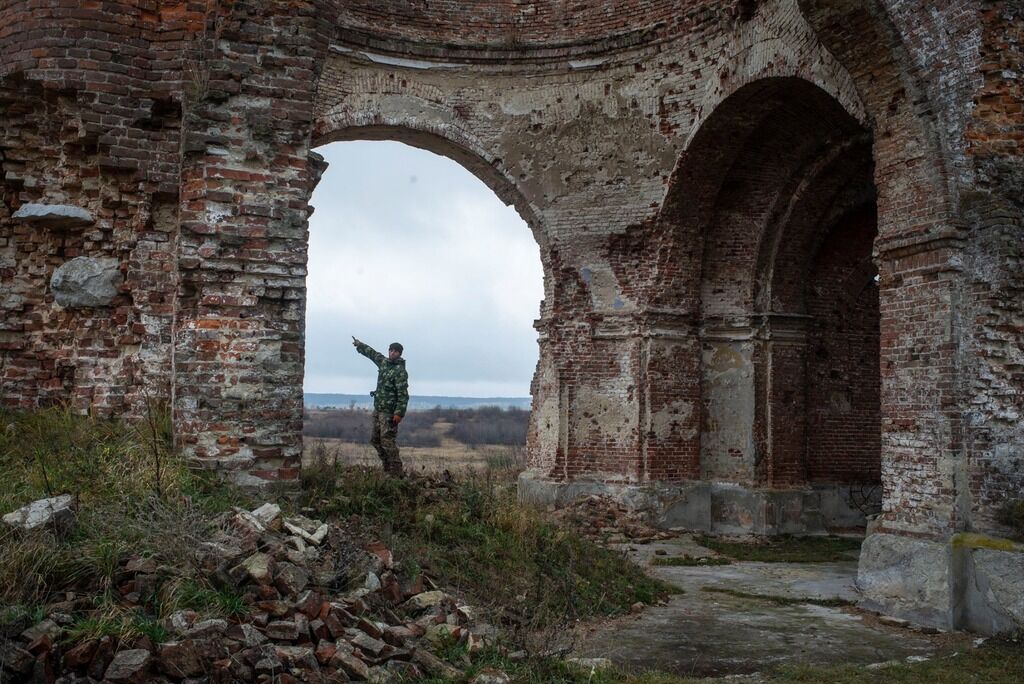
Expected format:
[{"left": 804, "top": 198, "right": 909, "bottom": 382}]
[
  {"left": 1, "top": 499, "right": 506, "bottom": 683},
  {"left": 548, "top": 495, "right": 674, "bottom": 544}
]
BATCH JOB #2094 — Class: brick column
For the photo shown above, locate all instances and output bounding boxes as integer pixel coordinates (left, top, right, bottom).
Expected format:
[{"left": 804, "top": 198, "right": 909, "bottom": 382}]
[{"left": 173, "top": 1, "right": 329, "bottom": 485}]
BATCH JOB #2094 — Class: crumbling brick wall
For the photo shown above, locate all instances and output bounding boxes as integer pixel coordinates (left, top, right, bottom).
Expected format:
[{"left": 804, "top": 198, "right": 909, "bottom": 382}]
[
  {"left": 1, "top": 1, "right": 187, "bottom": 414},
  {"left": 805, "top": 209, "right": 881, "bottom": 485},
  {"left": 1, "top": 1, "right": 1020, "bottom": 564}
]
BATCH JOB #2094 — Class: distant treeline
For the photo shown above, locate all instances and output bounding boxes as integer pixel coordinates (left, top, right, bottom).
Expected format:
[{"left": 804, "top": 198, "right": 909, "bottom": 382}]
[{"left": 302, "top": 406, "right": 530, "bottom": 447}]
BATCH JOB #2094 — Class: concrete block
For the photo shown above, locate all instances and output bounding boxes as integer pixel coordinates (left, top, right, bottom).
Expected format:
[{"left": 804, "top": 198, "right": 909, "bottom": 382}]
[{"left": 857, "top": 532, "right": 953, "bottom": 630}]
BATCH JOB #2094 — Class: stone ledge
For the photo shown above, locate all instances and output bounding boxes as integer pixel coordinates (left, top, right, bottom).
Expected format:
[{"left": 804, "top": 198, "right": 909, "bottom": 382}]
[{"left": 12, "top": 203, "right": 94, "bottom": 229}]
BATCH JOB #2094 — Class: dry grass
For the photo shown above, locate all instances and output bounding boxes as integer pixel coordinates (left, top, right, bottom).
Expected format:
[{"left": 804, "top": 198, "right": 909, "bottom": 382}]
[{"left": 303, "top": 436, "right": 527, "bottom": 476}]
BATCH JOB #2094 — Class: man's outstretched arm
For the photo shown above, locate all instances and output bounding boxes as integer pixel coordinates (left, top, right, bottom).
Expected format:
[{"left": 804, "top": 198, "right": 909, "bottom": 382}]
[{"left": 352, "top": 336, "right": 385, "bottom": 367}]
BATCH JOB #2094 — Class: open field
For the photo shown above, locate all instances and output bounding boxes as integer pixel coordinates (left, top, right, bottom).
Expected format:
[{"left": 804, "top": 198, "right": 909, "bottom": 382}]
[
  {"left": 303, "top": 405, "right": 529, "bottom": 474},
  {"left": 302, "top": 435, "right": 525, "bottom": 475}
]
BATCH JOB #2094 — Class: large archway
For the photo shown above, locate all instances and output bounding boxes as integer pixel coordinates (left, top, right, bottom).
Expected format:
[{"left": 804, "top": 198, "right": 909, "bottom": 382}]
[
  {"left": 672, "top": 77, "right": 882, "bottom": 533},
  {"left": 301, "top": 136, "right": 543, "bottom": 413}
]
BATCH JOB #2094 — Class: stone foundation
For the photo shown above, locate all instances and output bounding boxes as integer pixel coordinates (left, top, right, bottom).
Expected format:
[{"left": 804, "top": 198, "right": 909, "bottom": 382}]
[{"left": 519, "top": 472, "right": 878, "bottom": 535}]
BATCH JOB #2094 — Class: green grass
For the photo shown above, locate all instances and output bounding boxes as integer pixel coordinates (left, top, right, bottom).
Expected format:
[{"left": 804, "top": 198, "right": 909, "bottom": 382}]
[
  {"left": 696, "top": 534, "right": 862, "bottom": 563},
  {"left": 162, "top": 578, "right": 250, "bottom": 619},
  {"left": 769, "top": 639, "right": 1024, "bottom": 683},
  {"left": 651, "top": 555, "right": 731, "bottom": 567},
  {"left": 68, "top": 607, "right": 169, "bottom": 644},
  {"left": 300, "top": 463, "right": 674, "bottom": 629},
  {"left": 0, "top": 406, "right": 253, "bottom": 610}
]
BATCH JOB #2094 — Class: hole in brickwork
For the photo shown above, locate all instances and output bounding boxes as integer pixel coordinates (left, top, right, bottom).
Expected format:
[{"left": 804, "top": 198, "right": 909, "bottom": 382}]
[{"left": 302, "top": 140, "right": 542, "bottom": 455}]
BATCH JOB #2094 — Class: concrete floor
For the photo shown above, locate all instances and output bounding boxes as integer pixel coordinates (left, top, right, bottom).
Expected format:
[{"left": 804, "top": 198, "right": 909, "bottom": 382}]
[{"left": 574, "top": 536, "right": 962, "bottom": 677}]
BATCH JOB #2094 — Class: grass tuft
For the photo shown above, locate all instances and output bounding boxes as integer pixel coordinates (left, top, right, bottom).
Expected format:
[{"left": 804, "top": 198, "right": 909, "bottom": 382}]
[
  {"left": 768, "top": 639, "right": 1024, "bottom": 683},
  {"left": 651, "top": 555, "right": 731, "bottom": 567}
]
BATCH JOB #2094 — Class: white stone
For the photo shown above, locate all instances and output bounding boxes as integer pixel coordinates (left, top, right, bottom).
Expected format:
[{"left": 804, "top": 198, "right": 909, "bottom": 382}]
[
  {"left": 857, "top": 532, "right": 952, "bottom": 629},
  {"left": 250, "top": 502, "right": 281, "bottom": 526},
  {"left": 402, "top": 590, "right": 450, "bottom": 611},
  {"left": 3, "top": 494, "right": 75, "bottom": 531},
  {"left": 565, "top": 657, "right": 613, "bottom": 671}
]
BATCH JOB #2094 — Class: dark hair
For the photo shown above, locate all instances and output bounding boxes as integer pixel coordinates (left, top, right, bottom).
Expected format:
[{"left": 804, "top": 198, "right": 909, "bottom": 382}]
[{"left": 389, "top": 342, "right": 403, "bottom": 354}]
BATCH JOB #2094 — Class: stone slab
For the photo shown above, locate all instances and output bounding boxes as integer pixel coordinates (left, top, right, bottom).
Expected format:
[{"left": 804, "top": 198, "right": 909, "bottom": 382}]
[
  {"left": 12, "top": 203, "right": 94, "bottom": 228},
  {"left": 857, "top": 532, "right": 953, "bottom": 630},
  {"left": 575, "top": 535, "right": 952, "bottom": 676}
]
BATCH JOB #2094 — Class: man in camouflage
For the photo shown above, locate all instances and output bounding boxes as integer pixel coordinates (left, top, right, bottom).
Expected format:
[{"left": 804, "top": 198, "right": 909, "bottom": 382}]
[{"left": 352, "top": 337, "right": 409, "bottom": 476}]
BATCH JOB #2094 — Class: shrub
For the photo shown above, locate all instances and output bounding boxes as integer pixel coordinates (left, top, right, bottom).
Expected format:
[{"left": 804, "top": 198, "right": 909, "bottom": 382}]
[
  {"left": 302, "top": 408, "right": 441, "bottom": 447},
  {"left": 447, "top": 406, "right": 529, "bottom": 446}
]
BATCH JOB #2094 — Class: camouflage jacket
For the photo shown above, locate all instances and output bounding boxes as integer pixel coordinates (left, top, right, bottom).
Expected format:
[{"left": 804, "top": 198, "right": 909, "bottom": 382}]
[{"left": 355, "top": 342, "right": 409, "bottom": 417}]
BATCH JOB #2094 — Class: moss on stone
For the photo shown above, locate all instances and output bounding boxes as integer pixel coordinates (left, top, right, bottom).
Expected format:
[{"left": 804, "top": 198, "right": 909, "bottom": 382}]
[{"left": 951, "top": 533, "right": 1022, "bottom": 553}]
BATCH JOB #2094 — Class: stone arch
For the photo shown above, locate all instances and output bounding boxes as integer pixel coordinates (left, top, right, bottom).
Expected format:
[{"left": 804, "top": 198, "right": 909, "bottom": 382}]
[
  {"left": 687, "top": 0, "right": 868, "bottom": 147},
  {"left": 313, "top": 95, "right": 554, "bottom": 313},
  {"left": 303, "top": 119, "right": 552, "bottom": 478}
]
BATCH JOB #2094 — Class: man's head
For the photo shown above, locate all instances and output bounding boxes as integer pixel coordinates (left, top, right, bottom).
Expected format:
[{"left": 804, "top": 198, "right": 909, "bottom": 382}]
[{"left": 388, "top": 342, "right": 403, "bottom": 361}]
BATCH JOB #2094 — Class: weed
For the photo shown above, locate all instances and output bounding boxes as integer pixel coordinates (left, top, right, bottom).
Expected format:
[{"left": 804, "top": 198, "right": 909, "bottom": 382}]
[
  {"left": 696, "top": 534, "right": 862, "bottom": 563},
  {"left": 1, "top": 604, "right": 47, "bottom": 625},
  {"left": 64, "top": 590, "right": 169, "bottom": 644},
  {"left": 700, "top": 586, "right": 854, "bottom": 608},
  {"left": 163, "top": 578, "right": 249, "bottom": 619}
]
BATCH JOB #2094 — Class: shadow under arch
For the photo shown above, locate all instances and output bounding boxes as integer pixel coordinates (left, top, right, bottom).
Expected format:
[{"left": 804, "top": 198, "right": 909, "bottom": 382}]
[{"left": 654, "top": 75, "right": 882, "bottom": 531}]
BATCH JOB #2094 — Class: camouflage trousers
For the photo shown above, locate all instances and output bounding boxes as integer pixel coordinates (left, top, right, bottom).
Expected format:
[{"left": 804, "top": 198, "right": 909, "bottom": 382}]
[{"left": 370, "top": 411, "right": 403, "bottom": 476}]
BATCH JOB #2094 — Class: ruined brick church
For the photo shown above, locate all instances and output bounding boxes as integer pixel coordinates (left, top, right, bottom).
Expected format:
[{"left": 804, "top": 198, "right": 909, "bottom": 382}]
[{"left": 1, "top": 1, "right": 1021, "bottom": 634}]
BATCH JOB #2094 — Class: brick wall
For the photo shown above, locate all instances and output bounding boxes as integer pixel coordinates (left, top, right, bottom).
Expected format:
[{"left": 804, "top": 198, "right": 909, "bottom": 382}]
[
  {"left": 805, "top": 209, "right": 881, "bottom": 484},
  {"left": 1, "top": 1, "right": 188, "bottom": 414}
]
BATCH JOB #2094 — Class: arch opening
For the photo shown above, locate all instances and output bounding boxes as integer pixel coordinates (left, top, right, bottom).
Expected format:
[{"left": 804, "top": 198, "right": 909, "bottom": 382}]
[
  {"left": 684, "top": 77, "right": 881, "bottom": 531},
  {"left": 300, "top": 134, "right": 545, "bottom": 470}
]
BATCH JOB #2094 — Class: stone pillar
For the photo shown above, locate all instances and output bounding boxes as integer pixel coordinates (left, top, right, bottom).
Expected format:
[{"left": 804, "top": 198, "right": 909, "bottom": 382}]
[
  {"left": 756, "top": 314, "right": 810, "bottom": 487},
  {"left": 520, "top": 307, "right": 703, "bottom": 509},
  {"left": 700, "top": 318, "right": 757, "bottom": 484},
  {"left": 857, "top": 238, "right": 972, "bottom": 629}
]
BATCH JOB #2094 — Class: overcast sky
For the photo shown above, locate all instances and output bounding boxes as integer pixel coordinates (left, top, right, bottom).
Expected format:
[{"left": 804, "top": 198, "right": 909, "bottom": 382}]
[{"left": 304, "top": 141, "right": 543, "bottom": 398}]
